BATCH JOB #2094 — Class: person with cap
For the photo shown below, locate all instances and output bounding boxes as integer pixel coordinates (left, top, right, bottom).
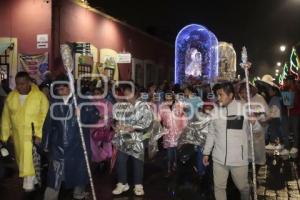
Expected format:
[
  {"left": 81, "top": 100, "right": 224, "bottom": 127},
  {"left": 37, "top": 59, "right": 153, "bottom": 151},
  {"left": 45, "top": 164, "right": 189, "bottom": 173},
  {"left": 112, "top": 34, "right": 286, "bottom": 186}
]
[
  {"left": 0, "top": 71, "right": 49, "bottom": 194},
  {"left": 203, "top": 82, "right": 262, "bottom": 200},
  {"left": 42, "top": 74, "right": 99, "bottom": 200}
]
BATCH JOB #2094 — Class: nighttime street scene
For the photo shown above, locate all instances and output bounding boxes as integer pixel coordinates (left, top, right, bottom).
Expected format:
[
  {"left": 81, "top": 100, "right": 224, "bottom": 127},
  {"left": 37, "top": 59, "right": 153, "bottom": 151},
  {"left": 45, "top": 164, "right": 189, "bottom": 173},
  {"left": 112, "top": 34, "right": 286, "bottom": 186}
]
[{"left": 1, "top": 0, "right": 300, "bottom": 199}]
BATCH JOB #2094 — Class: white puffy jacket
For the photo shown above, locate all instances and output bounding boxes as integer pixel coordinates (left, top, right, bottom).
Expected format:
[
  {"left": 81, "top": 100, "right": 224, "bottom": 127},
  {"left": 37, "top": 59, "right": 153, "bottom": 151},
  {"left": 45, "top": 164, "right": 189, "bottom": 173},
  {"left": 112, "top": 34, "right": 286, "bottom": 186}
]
[{"left": 203, "top": 100, "right": 262, "bottom": 166}]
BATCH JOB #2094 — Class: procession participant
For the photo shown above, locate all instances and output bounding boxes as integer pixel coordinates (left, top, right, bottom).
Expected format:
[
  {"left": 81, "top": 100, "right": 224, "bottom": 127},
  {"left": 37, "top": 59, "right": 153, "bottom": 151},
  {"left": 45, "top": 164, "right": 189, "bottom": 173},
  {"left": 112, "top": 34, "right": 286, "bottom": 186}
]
[
  {"left": 112, "top": 85, "right": 153, "bottom": 196},
  {"left": 1, "top": 72, "right": 49, "bottom": 193},
  {"left": 42, "top": 75, "right": 99, "bottom": 200},
  {"left": 203, "top": 82, "right": 262, "bottom": 200}
]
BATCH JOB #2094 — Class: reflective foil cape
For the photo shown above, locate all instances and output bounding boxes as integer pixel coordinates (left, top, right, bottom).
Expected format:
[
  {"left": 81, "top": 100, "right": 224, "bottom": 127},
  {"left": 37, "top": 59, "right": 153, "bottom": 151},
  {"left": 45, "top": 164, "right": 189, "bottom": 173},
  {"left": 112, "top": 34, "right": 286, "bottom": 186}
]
[
  {"left": 178, "top": 113, "right": 210, "bottom": 148},
  {"left": 112, "top": 100, "right": 153, "bottom": 161},
  {"left": 147, "top": 120, "right": 165, "bottom": 160}
]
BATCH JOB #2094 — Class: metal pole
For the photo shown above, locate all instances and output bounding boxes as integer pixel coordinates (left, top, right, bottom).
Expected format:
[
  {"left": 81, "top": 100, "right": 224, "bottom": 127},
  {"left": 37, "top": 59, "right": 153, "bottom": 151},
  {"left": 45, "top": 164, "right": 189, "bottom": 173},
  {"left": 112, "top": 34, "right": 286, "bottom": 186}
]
[
  {"left": 241, "top": 47, "right": 257, "bottom": 200},
  {"left": 61, "top": 45, "right": 97, "bottom": 200}
]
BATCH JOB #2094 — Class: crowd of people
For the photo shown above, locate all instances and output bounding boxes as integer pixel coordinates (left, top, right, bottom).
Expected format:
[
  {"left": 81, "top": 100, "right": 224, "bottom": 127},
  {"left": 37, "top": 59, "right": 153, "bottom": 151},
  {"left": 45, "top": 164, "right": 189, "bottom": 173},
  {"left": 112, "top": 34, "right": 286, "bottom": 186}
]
[{"left": 0, "top": 64, "right": 300, "bottom": 200}]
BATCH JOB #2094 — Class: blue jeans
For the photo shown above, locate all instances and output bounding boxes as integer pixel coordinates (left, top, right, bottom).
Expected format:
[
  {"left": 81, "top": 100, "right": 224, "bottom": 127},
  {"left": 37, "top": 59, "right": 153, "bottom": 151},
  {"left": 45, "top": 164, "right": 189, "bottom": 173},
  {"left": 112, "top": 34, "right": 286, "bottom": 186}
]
[
  {"left": 195, "top": 146, "right": 206, "bottom": 176},
  {"left": 116, "top": 151, "right": 144, "bottom": 185}
]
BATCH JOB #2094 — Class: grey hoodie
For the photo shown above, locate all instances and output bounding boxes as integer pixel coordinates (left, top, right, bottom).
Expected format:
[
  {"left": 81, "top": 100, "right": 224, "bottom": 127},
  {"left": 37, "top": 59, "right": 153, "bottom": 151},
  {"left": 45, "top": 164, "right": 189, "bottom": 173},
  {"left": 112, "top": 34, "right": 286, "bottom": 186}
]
[{"left": 203, "top": 99, "right": 262, "bottom": 166}]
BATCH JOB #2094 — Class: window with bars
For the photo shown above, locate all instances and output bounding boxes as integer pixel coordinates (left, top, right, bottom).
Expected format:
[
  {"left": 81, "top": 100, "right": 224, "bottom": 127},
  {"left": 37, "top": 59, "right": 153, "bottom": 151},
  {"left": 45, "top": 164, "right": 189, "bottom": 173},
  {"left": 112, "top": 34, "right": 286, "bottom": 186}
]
[
  {"left": 134, "top": 63, "right": 145, "bottom": 87},
  {"left": 0, "top": 49, "right": 10, "bottom": 81},
  {"left": 78, "top": 64, "right": 92, "bottom": 80}
]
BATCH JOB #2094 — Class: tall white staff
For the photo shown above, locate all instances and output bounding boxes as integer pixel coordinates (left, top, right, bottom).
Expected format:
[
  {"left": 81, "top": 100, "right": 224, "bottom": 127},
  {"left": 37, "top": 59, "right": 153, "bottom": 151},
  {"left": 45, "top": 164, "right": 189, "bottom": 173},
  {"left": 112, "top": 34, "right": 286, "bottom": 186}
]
[
  {"left": 240, "top": 47, "right": 257, "bottom": 200},
  {"left": 60, "top": 44, "right": 97, "bottom": 200}
]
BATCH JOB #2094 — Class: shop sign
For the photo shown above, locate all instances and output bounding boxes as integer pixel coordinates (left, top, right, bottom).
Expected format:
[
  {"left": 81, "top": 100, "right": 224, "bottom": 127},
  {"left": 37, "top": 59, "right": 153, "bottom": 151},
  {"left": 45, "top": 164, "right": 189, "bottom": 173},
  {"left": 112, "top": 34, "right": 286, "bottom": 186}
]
[
  {"left": 117, "top": 53, "right": 131, "bottom": 63},
  {"left": 37, "top": 34, "right": 48, "bottom": 49}
]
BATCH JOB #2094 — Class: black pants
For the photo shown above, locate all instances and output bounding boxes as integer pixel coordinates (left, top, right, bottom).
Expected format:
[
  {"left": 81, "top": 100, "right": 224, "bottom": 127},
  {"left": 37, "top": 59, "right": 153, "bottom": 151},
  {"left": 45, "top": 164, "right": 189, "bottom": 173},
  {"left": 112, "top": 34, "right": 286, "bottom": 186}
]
[
  {"left": 282, "top": 115, "right": 300, "bottom": 148},
  {"left": 167, "top": 147, "right": 177, "bottom": 171},
  {"left": 116, "top": 151, "right": 144, "bottom": 185},
  {"left": 0, "top": 161, "right": 4, "bottom": 179},
  {"left": 268, "top": 118, "right": 282, "bottom": 143}
]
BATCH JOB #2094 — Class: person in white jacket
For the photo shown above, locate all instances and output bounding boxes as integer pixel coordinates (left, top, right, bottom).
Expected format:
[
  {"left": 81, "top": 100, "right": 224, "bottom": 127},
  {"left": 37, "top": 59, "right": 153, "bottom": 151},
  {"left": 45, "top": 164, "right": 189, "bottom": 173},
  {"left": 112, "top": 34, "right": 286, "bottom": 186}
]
[{"left": 203, "top": 82, "right": 262, "bottom": 200}]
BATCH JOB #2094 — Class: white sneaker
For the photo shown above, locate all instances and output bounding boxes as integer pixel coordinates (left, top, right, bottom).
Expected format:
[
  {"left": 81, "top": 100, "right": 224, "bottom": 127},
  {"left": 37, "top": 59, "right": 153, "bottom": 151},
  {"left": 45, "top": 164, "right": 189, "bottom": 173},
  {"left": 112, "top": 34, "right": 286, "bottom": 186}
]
[
  {"left": 290, "top": 147, "right": 298, "bottom": 154},
  {"left": 280, "top": 149, "right": 290, "bottom": 156},
  {"left": 0, "top": 147, "right": 9, "bottom": 157},
  {"left": 134, "top": 184, "right": 144, "bottom": 196},
  {"left": 112, "top": 183, "right": 129, "bottom": 195},
  {"left": 265, "top": 143, "right": 275, "bottom": 150},
  {"left": 23, "top": 176, "right": 37, "bottom": 192}
]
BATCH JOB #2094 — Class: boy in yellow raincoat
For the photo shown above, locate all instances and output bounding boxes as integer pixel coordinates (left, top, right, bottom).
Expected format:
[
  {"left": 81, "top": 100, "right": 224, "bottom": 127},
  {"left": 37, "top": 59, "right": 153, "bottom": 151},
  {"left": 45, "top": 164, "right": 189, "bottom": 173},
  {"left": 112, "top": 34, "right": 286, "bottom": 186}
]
[{"left": 0, "top": 71, "right": 49, "bottom": 192}]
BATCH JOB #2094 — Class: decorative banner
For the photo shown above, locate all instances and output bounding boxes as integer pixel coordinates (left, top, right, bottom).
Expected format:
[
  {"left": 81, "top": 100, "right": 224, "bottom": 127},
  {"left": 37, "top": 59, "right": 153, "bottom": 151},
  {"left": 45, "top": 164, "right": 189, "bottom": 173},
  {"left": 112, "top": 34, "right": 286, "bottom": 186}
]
[
  {"left": 96, "top": 48, "right": 119, "bottom": 81},
  {"left": 78, "top": 55, "right": 93, "bottom": 66},
  {"left": 74, "top": 43, "right": 98, "bottom": 79},
  {"left": 218, "top": 42, "right": 237, "bottom": 81},
  {"left": 76, "top": 55, "right": 94, "bottom": 80},
  {"left": 19, "top": 52, "right": 49, "bottom": 84},
  {"left": 175, "top": 24, "right": 219, "bottom": 84}
]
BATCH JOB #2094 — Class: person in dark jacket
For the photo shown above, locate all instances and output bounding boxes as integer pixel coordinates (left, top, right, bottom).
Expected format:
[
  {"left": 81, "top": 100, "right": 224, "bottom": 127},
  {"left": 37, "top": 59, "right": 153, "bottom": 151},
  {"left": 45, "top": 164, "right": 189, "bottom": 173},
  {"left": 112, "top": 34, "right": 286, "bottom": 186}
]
[{"left": 42, "top": 75, "right": 99, "bottom": 200}]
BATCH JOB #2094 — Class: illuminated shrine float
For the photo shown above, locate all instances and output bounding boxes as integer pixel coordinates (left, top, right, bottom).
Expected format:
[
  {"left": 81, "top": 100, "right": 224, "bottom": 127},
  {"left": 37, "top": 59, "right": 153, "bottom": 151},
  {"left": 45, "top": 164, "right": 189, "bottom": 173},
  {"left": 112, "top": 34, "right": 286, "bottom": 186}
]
[
  {"left": 175, "top": 24, "right": 219, "bottom": 84},
  {"left": 218, "top": 42, "right": 237, "bottom": 81}
]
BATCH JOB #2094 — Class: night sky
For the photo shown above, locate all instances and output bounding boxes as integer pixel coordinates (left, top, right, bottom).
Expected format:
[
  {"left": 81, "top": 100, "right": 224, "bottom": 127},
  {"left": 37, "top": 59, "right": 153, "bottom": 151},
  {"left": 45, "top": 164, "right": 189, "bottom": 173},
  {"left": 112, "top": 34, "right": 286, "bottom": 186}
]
[{"left": 88, "top": 0, "right": 300, "bottom": 77}]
